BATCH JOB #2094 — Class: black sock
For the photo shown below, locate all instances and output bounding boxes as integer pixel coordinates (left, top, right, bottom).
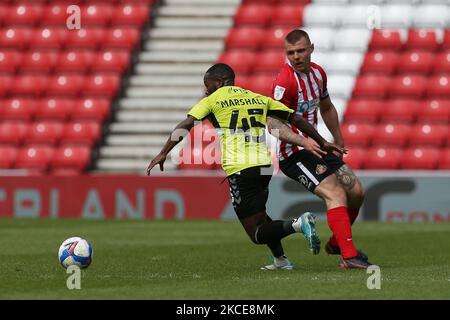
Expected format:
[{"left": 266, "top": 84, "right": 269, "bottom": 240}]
[
  {"left": 267, "top": 241, "right": 284, "bottom": 258},
  {"left": 255, "top": 220, "right": 295, "bottom": 244}
]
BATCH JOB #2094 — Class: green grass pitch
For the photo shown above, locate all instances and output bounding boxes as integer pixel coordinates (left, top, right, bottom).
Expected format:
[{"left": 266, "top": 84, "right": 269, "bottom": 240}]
[{"left": 0, "top": 219, "right": 449, "bottom": 299}]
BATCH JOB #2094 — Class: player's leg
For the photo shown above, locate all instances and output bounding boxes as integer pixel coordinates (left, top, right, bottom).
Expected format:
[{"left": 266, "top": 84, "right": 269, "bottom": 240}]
[
  {"left": 230, "top": 167, "right": 297, "bottom": 247},
  {"left": 228, "top": 165, "right": 318, "bottom": 270},
  {"left": 335, "top": 164, "right": 365, "bottom": 222},
  {"left": 280, "top": 150, "right": 370, "bottom": 268},
  {"left": 314, "top": 176, "right": 372, "bottom": 268},
  {"left": 321, "top": 154, "right": 366, "bottom": 254}
]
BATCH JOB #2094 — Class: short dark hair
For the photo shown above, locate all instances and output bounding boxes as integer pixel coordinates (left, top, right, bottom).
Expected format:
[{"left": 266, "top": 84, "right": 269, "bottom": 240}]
[
  {"left": 285, "top": 29, "right": 311, "bottom": 45},
  {"left": 205, "top": 63, "right": 235, "bottom": 81}
]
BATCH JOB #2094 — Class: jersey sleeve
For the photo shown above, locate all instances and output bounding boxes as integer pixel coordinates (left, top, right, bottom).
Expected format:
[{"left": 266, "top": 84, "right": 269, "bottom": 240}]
[
  {"left": 314, "top": 64, "right": 329, "bottom": 100},
  {"left": 187, "top": 97, "right": 211, "bottom": 120},
  {"left": 272, "top": 66, "right": 297, "bottom": 109},
  {"left": 267, "top": 97, "right": 295, "bottom": 122}
]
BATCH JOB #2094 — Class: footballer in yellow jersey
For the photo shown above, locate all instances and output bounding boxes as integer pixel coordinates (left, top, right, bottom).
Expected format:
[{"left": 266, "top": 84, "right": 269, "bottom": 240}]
[
  {"left": 188, "top": 85, "right": 299, "bottom": 176},
  {"left": 147, "top": 63, "right": 345, "bottom": 270}
]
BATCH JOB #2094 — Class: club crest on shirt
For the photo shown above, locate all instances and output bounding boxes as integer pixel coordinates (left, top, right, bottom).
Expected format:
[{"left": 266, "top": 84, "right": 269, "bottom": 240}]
[
  {"left": 274, "top": 85, "right": 285, "bottom": 101},
  {"left": 316, "top": 164, "right": 327, "bottom": 175}
]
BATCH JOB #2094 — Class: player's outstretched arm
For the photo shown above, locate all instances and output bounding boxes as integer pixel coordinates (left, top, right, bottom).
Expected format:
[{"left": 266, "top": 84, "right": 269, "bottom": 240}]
[
  {"left": 290, "top": 113, "right": 346, "bottom": 156},
  {"left": 146, "top": 115, "right": 196, "bottom": 175},
  {"left": 267, "top": 116, "right": 326, "bottom": 158}
]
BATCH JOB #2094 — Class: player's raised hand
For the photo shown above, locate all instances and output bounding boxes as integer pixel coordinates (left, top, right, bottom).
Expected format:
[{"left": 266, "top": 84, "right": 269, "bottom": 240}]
[
  {"left": 321, "top": 142, "right": 347, "bottom": 155},
  {"left": 146, "top": 153, "right": 166, "bottom": 175},
  {"left": 302, "top": 138, "right": 327, "bottom": 158}
]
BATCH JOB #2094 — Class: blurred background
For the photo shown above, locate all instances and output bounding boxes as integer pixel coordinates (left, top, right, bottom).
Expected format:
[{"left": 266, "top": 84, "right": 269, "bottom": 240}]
[{"left": 0, "top": 0, "right": 449, "bottom": 222}]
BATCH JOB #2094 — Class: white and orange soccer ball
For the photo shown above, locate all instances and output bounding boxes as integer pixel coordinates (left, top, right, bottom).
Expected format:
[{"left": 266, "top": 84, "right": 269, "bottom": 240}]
[{"left": 58, "top": 237, "right": 93, "bottom": 269}]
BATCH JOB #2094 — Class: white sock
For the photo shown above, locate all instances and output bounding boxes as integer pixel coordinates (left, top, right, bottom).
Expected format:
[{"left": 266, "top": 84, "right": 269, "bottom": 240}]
[{"left": 292, "top": 218, "right": 302, "bottom": 233}]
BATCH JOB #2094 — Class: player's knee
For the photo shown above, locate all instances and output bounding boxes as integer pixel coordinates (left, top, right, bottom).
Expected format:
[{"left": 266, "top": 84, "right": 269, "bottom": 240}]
[
  {"left": 321, "top": 184, "right": 347, "bottom": 204},
  {"left": 244, "top": 226, "right": 261, "bottom": 244},
  {"left": 348, "top": 182, "right": 365, "bottom": 207}
]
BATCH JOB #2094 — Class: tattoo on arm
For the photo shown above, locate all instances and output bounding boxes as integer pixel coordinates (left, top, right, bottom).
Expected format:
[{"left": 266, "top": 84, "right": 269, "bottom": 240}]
[
  {"left": 267, "top": 116, "right": 305, "bottom": 147},
  {"left": 335, "top": 165, "right": 357, "bottom": 190}
]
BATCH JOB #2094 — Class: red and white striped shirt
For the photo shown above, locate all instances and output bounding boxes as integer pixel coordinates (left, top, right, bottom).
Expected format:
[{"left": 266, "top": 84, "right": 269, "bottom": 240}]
[{"left": 272, "top": 61, "right": 329, "bottom": 161}]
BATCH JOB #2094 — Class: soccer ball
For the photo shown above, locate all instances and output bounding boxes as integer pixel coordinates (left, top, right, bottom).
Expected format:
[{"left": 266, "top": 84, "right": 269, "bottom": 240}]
[{"left": 58, "top": 237, "right": 93, "bottom": 269}]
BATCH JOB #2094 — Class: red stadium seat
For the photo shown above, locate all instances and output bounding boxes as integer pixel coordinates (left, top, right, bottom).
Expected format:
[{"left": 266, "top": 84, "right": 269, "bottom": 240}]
[
  {"left": 234, "top": 4, "right": 272, "bottom": 27},
  {"left": 438, "top": 149, "right": 450, "bottom": 169},
  {"left": 389, "top": 75, "right": 427, "bottom": 98},
  {"left": 15, "top": 145, "right": 54, "bottom": 172},
  {"left": 83, "top": 74, "right": 120, "bottom": 98},
  {"left": 401, "top": 147, "right": 440, "bottom": 170},
  {"left": 360, "top": 51, "right": 398, "bottom": 74},
  {"left": 426, "top": 75, "right": 450, "bottom": 98},
  {"left": 10, "top": 75, "right": 48, "bottom": 96},
  {"left": 0, "top": 50, "right": 21, "bottom": 73},
  {"left": 61, "top": 121, "right": 101, "bottom": 146},
  {"left": 344, "top": 99, "right": 382, "bottom": 123},
  {"left": 342, "top": 147, "right": 366, "bottom": 170},
  {"left": 113, "top": 4, "right": 150, "bottom": 27},
  {"left": 341, "top": 122, "right": 374, "bottom": 147},
  {"left": 0, "top": 98, "right": 35, "bottom": 120},
  {"left": 51, "top": 145, "right": 91, "bottom": 173},
  {"left": 80, "top": 4, "right": 114, "bottom": 26},
  {"left": 178, "top": 122, "right": 220, "bottom": 170},
  {"left": 0, "top": 5, "right": 7, "bottom": 26},
  {"left": 234, "top": 74, "right": 249, "bottom": 88},
  {"left": 21, "top": 50, "right": 59, "bottom": 73},
  {"left": 405, "top": 29, "right": 439, "bottom": 51},
  {"left": 242, "top": 0, "right": 277, "bottom": 3},
  {"left": 42, "top": 4, "right": 67, "bottom": 26},
  {"left": 372, "top": 123, "right": 410, "bottom": 147},
  {"left": 364, "top": 147, "right": 402, "bottom": 170},
  {"left": 352, "top": 75, "right": 390, "bottom": 99},
  {"left": 56, "top": 50, "right": 95, "bottom": 73},
  {"left": 443, "top": 30, "right": 450, "bottom": 49},
  {"left": 409, "top": 123, "right": 447, "bottom": 147},
  {"left": 66, "top": 28, "right": 105, "bottom": 50},
  {"left": 30, "top": 28, "right": 66, "bottom": 50},
  {"left": 72, "top": 98, "right": 110, "bottom": 121},
  {"left": 35, "top": 98, "right": 74, "bottom": 121},
  {"left": 47, "top": 74, "right": 84, "bottom": 97},
  {"left": 225, "top": 27, "right": 265, "bottom": 50},
  {"left": 397, "top": 51, "right": 434, "bottom": 74},
  {"left": 0, "top": 75, "right": 13, "bottom": 97},
  {"left": 369, "top": 30, "right": 402, "bottom": 51},
  {"left": 25, "top": 121, "right": 64, "bottom": 145},
  {"left": 253, "top": 51, "right": 286, "bottom": 74},
  {"left": 103, "top": 27, "right": 139, "bottom": 50},
  {"left": 217, "top": 50, "right": 255, "bottom": 75},
  {"left": 0, "top": 146, "right": 18, "bottom": 168},
  {"left": 92, "top": 50, "right": 130, "bottom": 74},
  {"left": 270, "top": 5, "right": 304, "bottom": 27},
  {"left": 3, "top": 4, "right": 43, "bottom": 26},
  {"left": 380, "top": 99, "right": 419, "bottom": 123},
  {"left": 432, "top": 51, "right": 450, "bottom": 74},
  {"left": 0, "top": 121, "right": 28, "bottom": 145},
  {"left": 246, "top": 74, "right": 274, "bottom": 96},
  {"left": 417, "top": 99, "right": 450, "bottom": 123},
  {"left": 0, "top": 28, "right": 32, "bottom": 49},
  {"left": 265, "top": 27, "right": 292, "bottom": 49}
]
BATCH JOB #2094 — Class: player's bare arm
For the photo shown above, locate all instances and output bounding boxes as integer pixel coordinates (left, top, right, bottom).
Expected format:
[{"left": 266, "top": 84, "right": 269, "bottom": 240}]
[
  {"left": 319, "top": 97, "right": 345, "bottom": 156},
  {"left": 267, "top": 116, "right": 326, "bottom": 158},
  {"left": 290, "top": 113, "right": 347, "bottom": 155},
  {"left": 146, "top": 115, "right": 196, "bottom": 175}
]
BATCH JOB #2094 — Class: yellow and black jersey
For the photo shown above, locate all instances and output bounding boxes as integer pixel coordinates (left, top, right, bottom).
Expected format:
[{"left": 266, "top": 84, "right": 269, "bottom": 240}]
[{"left": 188, "top": 86, "right": 294, "bottom": 176}]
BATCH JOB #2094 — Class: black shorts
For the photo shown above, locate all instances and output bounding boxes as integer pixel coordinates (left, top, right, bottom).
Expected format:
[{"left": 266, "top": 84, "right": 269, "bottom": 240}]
[
  {"left": 279, "top": 150, "right": 345, "bottom": 192},
  {"left": 227, "top": 165, "right": 272, "bottom": 219}
]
